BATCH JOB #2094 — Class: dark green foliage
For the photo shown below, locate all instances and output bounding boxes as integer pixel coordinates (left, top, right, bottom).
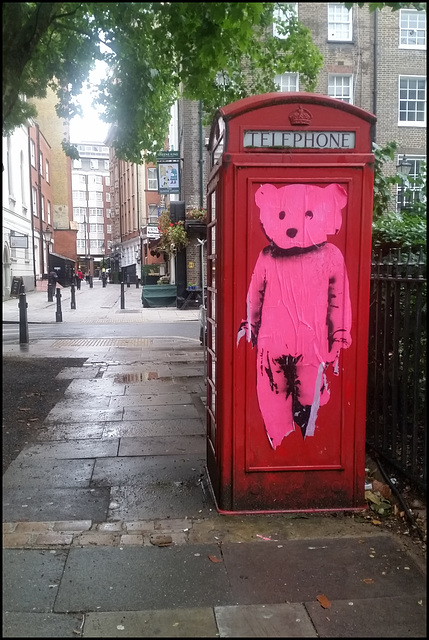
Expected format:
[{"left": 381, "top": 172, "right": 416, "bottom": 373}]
[
  {"left": 371, "top": 142, "right": 426, "bottom": 254},
  {"left": 3, "top": 2, "right": 323, "bottom": 163}
]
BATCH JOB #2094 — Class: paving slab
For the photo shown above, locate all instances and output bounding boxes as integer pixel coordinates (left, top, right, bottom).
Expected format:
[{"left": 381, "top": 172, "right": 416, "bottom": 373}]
[
  {"left": 305, "top": 595, "right": 427, "bottom": 637},
  {"left": 14, "top": 439, "right": 119, "bottom": 461},
  {"left": 3, "top": 549, "right": 68, "bottom": 611},
  {"left": 102, "top": 419, "right": 205, "bottom": 438},
  {"left": 2, "top": 612, "right": 83, "bottom": 638},
  {"left": 55, "top": 367, "right": 101, "bottom": 379},
  {"left": 109, "top": 392, "right": 193, "bottom": 407},
  {"left": 122, "top": 405, "right": 200, "bottom": 420},
  {"left": 3, "top": 458, "right": 95, "bottom": 489},
  {"left": 123, "top": 381, "right": 198, "bottom": 394},
  {"left": 2, "top": 487, "right": 110, "bottom": 522},
  {"left": 221, "top": 536, "right": 427, "bottom": 605},
  {"left": 118, "top": 435, "right": 206, "bottom": 457},
  {"left": 82, "top": 607, "right": 218, "bottom": 637},
  {"left": 64, "top": 378, "right": 126, "bottom": 396},
  {"left": 53, "top": 545, "right": 234, "bottom": 612},
  {"left": 91, "top": 455, "right": 206, "bottom": 487},
  {"left": 43, "top": 407, "right": 124, "bottom": 423},
  {"left": 214, "top": 603, "right": 317, "bottom": 637},
  {"left": 36, "top": 422, "right": 106, "bottom": 441},
  {"left": 107, "top": 480, "right": 214, "bottom": 521}
]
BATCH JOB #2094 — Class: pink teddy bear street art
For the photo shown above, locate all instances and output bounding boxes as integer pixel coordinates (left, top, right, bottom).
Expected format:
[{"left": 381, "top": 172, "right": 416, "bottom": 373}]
[{"left": 237, "top": 183, "right": 352, "bottom": 450}]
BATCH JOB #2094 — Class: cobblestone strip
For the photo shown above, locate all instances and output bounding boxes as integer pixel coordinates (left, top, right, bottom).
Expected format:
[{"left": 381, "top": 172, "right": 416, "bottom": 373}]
[{"left": 2, "top": 518, "right": 194, "bottom": 549}]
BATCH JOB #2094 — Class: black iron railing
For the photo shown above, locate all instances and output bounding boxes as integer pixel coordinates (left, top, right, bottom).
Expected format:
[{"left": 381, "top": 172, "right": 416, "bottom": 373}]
[{"left": 366, "top": 248, "right": 427, "bottom": 495}]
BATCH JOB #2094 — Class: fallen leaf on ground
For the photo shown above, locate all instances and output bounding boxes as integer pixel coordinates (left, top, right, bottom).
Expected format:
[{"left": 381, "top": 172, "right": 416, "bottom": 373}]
[
  {"left": 363, "top": 578, "right": 374, "bottom": 584},
  {"left": 371, "top": 519, "right": 382, "bottom": 526},
  {"left": 317, "top": 594, "right": 331, "bottom": 609},
  {"left": 208, "top": 555, "right": 223, "bottom": 563},
  {"left": 372, "top": 479, "right": 392, "bottom": 499}
]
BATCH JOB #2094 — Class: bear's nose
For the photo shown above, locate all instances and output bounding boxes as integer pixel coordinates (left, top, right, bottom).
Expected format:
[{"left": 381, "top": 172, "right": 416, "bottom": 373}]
[{"left": 286, "top": 228, "right": 298, "bottom": 238}]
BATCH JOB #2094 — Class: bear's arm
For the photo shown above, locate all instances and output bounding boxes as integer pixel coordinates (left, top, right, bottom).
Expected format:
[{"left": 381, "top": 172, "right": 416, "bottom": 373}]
[
  {"left": 237, "top": 252, "right": 267, "bottom": 346},
  {"left": 326, "top": 244, "right": 352, "bottom": 355}
]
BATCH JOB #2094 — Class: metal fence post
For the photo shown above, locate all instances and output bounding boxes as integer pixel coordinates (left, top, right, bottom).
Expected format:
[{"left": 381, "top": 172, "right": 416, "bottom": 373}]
[{"left": 55, "top": 288, "right": 63, "bottom": 322}]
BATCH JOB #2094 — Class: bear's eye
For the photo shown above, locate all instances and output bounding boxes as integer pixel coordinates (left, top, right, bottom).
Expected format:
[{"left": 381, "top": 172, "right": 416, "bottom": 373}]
[
  {"left": 305, "top": 210, "right": 313, "bottom": 219},
  {"left": 279, "top": 210, "right": 285, "bottom": 220}
]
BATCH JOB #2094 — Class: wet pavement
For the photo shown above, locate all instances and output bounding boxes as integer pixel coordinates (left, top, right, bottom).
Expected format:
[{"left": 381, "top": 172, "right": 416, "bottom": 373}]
[{"left": 2, "top": 282, "right": 427, "bottom": 637}]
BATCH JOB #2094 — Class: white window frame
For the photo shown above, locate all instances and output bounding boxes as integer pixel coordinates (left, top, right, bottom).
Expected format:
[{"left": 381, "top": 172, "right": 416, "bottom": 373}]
[
  {"left": 39, "top": 152, "right": 43, "bottom": 176},
  {"left": 398, "top": 76, "right": 426, "bottom": 126},
  {"left": 45, "top": 159, "right": 50, "bottom": 183},
  {"left": 147, "top": 167, "right": 158, "bottom": 191},
  {"left": 30, "top": 139, "right": 36, "bottom": 167},
  {"left": 148, "top": 203, "right": 159, "bottom": 224},
  {"left": 273, "top": 3, "right": 298, "bottom": 39},
  {"left": 275, "top": 72, "right": 299, "bottom": 92},
  {"left": 328, "top": 73, "right": 353, "bottom": 103},
  {"left": 399, "top": 9, "right": 426, "bottom": 49},
  {"left": 328, "top": 3, "right": 352, "bottom": 42},
  {"left": 396, "top": 155, "right": 426, "bottom": 211},
  {"left": 47, "top": 200, "right": 51, "bottom": 225},
  {"left": 32, "top": 187, "right": 37, "bottom": 216}
]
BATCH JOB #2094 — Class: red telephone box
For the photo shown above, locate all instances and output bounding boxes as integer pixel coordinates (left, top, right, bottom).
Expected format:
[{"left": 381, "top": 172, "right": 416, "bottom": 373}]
[{"left": 205, "top": 93, "right": 376, "bottom": 513}]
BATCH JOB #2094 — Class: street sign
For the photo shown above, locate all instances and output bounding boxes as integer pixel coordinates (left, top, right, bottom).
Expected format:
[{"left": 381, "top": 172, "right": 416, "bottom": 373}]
[
  {"left": 157, "top": 151, "right": 180, "bottom": 195},
  {"left": 10, "top": 234, "right": 28, "bottom": 249}
]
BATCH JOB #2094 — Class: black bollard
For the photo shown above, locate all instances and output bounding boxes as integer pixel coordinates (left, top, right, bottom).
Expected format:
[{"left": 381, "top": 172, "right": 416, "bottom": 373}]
[
  {"left": 18, "top": 291, "right": 29, "bottom": 344},
  {"left": 71, "top": 284, "right": 76, "bottom": 309},
  {"left": 89, "top": 275, "right": 93, "bottom": 288},
  {"left": 47, "top": 281, "right": 53, "bottom": 302},
  {"left": 55, "top": 288, "right": 63, "bottom": 322},
  {"left": 120, "top": 281, "right": 125, "bottom": 309},
  {"left": 136, "top": 278, "right": 139, "bottom": 289}
]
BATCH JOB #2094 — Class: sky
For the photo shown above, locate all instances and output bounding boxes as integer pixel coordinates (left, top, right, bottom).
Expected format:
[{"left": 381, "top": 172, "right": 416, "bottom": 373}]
[{"left": 69, "top": 61, "right": 110, "bottom": 144}]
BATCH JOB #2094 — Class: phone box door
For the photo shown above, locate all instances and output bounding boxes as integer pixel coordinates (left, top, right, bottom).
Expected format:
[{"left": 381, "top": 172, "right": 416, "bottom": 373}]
[{"left": 230, "top": 165, "right": 373, "bottom": 511}]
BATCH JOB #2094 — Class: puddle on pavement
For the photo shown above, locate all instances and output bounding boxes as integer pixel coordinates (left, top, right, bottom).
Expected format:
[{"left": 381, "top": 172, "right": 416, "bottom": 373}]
[{"left": 114, "top": 371, "right": 161, "bottom": 383}]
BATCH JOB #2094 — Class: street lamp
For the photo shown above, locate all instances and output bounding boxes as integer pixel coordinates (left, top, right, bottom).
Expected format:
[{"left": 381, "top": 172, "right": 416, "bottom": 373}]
[
  {"left": 396, "top": 155, "right": 412, "bottom": 212},
  {"left": 43, "top": 227, "right": 53, "bottom": 302}
]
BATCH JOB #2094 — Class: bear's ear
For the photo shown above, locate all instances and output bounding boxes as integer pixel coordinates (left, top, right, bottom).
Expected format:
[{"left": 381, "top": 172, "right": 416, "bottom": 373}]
[
  {"left": 324, "top": 183, "right": 348, "bottom": 235},
  {"left": 255, "top": 183, "right": 278, "bottom": 208}
]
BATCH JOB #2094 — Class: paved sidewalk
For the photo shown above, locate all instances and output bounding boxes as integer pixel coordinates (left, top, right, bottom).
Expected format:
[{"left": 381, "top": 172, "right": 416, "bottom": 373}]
[
  {"left": 2, "top": 279, "right": 200, "bottom": 324},
  {"left": 2, "top": 283, "right": 427, "bottom": 637}
]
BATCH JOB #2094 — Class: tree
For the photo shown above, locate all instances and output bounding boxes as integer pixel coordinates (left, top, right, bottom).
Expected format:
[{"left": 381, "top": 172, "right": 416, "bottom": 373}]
[{"left": 3, "top": 2, "right": 323, "bottom": 163}]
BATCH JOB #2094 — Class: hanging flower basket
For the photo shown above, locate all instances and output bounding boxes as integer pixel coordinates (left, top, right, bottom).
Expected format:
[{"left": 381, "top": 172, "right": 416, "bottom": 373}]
[
  {"left": 186, "top": 207, "right": 207, "bottom": 222},
  {"left": 157, "top": 208, "right": 189, "bottom": 256}
]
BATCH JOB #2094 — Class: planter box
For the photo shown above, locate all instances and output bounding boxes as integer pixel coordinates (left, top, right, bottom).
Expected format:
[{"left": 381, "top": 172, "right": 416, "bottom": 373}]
[{"left": 142, "top": 284, "right": 177, "bottom": 308}]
